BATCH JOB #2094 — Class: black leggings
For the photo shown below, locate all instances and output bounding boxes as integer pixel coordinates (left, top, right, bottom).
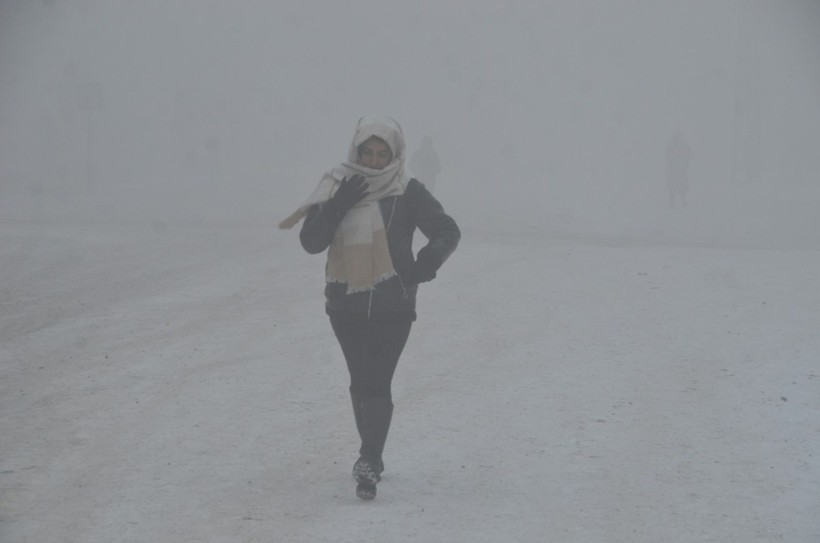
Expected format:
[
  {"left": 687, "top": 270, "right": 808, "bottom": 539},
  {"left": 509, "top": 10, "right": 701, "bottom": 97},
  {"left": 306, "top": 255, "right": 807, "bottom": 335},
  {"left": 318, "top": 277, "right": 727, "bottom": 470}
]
[{"left": 329, "top": 313, "right": 413, "bottom": 399}]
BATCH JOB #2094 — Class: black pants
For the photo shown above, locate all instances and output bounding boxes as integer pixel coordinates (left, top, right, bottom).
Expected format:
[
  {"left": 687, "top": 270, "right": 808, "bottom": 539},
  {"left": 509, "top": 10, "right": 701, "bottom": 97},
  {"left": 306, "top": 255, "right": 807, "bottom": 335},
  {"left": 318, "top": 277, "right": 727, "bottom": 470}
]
[{"left": 329, "top": 313, "right": 413, "bottom": 399}]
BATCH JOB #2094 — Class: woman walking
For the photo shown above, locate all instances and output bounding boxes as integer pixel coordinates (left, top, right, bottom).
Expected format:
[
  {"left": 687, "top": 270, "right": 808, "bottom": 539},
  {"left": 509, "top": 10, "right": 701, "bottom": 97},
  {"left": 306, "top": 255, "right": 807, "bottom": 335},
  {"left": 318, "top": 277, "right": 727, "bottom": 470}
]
[{"left": 279, "top": 115, "right": 460, "bottom": 500}]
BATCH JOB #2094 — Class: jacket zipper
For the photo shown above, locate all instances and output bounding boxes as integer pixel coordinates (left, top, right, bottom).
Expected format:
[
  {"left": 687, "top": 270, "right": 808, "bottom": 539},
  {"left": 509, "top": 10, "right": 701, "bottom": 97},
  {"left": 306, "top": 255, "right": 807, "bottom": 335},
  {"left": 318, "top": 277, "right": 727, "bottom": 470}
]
[
  {"left": 368, "top": 197, "right": 405, "bottom": 319},
  {"left": 388, "top": 197, "right": 410, "bottom": 300}
]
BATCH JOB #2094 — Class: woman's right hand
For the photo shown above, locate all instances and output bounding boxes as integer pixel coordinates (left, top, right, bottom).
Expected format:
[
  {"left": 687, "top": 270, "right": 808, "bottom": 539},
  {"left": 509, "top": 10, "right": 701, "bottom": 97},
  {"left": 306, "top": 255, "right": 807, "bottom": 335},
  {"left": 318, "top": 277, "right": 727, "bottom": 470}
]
[{"left": 328, "top": 175, "right": 369, "bottom": 218}]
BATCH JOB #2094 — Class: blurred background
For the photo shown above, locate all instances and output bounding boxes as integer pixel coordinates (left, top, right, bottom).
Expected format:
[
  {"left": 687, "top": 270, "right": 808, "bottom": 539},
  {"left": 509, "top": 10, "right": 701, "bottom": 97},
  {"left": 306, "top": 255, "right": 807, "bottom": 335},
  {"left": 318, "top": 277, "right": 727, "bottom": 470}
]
[{"left": 1, "top": 0, "right": 819, "bottom": 248}]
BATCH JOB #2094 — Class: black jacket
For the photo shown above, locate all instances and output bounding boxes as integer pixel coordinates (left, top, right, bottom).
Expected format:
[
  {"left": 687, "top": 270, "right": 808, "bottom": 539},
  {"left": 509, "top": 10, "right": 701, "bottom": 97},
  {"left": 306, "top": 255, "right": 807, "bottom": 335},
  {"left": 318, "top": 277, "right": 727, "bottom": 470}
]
[{"left": 300, "top": 179, "right": 460, "bottom": 318}]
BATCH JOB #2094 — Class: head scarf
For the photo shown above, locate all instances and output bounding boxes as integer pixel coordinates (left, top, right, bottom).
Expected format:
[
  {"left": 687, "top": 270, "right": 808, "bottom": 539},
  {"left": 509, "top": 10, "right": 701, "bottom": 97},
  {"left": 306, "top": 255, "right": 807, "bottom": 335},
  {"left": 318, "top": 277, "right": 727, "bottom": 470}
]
[{"left": 280, "top": 115, "right": 408, "bottom": 293}]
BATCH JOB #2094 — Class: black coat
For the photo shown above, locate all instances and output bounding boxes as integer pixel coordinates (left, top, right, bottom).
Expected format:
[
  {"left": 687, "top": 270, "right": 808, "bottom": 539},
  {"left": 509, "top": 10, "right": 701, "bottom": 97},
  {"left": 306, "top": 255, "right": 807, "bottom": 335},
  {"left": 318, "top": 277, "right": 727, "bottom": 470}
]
[{"left": 300, "top": 179, "right": 460, "bottom": 318}]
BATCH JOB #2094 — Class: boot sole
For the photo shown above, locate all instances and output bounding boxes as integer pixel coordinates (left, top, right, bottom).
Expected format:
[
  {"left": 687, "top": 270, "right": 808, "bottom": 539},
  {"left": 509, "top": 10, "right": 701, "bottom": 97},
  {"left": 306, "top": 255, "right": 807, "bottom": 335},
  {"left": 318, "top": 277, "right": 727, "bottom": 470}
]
[
  {"left": 352, "top": 459, "right": 381, "bottom": 485},
  {"left": 356, "top": 482, "right": 377, "bottom": 500}
]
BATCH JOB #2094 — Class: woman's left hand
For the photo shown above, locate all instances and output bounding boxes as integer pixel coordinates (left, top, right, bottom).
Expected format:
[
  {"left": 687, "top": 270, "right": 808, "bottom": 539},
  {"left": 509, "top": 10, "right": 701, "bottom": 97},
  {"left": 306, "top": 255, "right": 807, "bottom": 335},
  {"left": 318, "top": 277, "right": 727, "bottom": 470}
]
[{"left": 410, "top": 246, "right": 440, "bottom": 283}]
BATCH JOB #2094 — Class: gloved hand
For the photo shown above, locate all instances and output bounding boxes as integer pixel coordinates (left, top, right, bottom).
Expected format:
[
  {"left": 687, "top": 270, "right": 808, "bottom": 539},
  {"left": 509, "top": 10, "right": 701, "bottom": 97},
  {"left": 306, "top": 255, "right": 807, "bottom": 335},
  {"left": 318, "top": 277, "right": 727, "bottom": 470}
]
[
  {"left": 327, "top": 175, "right": 369, "bottom": 219},
  {"left": 410, "top": 245, "right": 441, "bottom": 284}
]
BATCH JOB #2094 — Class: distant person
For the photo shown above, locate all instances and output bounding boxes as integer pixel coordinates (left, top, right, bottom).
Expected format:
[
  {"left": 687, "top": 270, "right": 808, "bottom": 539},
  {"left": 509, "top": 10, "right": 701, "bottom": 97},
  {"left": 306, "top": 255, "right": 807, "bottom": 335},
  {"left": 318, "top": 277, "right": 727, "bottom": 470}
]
[
  {"left": 665, "top": 130, "right": 693, "bottom": 208},
  {"left": 279, "top": 115, "right": 460, "bottom": 500},
  {"left": 409, "top": 136, "right": 441, "bottom": 193}
]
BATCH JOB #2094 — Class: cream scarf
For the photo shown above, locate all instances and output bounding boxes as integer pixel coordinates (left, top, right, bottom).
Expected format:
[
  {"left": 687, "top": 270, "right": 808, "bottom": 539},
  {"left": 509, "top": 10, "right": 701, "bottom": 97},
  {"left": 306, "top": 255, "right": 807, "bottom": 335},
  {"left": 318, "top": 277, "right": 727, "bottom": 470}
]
[{"left": 279, "top": 116, "right": 409, "bottom": 293}]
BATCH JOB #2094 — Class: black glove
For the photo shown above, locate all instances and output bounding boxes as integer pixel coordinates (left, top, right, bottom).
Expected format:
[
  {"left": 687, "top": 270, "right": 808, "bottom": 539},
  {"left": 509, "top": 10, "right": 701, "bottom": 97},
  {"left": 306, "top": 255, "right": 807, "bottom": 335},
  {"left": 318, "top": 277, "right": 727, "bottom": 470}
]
[
  {"left": 410, "top": 245, "right": 441, "bottom": 284},
  {"left": 327, "top": 175, "right": 369, "bottom": 219}
]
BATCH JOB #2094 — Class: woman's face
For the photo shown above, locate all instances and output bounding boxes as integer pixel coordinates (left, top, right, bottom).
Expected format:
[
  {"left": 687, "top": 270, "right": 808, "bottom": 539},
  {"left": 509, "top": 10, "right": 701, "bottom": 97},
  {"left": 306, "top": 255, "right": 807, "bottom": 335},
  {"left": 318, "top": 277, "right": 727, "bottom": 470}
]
[{"left": 358, "top": 137, "right": 393, "bottom": 170}]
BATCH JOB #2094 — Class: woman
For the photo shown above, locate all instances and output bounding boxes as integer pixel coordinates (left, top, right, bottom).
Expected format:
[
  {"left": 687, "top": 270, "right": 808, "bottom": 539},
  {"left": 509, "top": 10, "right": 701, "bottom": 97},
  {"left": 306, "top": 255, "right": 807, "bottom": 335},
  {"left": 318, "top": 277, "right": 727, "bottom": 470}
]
[{"left": 279, "top": 115, "right": 460, "bottom": 500}]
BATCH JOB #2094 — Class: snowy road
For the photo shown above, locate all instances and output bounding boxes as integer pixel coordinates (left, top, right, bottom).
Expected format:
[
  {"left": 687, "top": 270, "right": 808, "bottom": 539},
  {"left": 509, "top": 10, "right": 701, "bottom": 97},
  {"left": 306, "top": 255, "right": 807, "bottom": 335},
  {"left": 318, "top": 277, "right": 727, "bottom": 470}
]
[{"left": 1, "top": 220, "right": 818, "bottom": 542}]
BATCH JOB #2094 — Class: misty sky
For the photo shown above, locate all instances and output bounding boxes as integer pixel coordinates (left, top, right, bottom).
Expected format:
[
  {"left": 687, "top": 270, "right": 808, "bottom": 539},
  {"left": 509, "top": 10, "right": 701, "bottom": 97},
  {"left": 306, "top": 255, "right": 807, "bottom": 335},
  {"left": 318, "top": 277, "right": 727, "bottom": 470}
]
[{"left": 1, "top": 0, "right": 819, "bottom": 242}]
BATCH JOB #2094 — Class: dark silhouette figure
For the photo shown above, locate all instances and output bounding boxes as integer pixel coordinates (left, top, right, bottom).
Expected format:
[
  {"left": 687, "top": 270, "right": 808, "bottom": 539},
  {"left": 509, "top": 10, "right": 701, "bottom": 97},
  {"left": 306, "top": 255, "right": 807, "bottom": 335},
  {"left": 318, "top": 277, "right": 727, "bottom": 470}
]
[
  {"left": 409, "top": 136, "right": 441, "bottom": 193},
  {"left": 665, "top": 130, "right": 693, "bottom": 208}
]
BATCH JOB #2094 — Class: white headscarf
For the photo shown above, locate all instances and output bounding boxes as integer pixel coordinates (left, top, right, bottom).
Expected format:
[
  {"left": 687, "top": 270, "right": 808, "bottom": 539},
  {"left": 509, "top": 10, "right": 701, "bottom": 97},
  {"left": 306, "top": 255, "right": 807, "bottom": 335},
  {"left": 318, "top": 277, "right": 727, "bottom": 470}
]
[{"left": 280, "top": 115, "right": 409, "bottom": 293}]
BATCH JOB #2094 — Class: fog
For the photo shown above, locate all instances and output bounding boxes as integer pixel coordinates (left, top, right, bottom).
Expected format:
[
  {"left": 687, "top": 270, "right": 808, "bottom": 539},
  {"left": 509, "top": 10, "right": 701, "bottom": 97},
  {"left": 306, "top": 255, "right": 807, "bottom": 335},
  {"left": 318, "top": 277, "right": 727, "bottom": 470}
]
[
  {"left": 2, "top": 0, "right": 820, "bottom": 248},
  {"left": 3, "top": 3, "right": 820, "bottom": 539}
]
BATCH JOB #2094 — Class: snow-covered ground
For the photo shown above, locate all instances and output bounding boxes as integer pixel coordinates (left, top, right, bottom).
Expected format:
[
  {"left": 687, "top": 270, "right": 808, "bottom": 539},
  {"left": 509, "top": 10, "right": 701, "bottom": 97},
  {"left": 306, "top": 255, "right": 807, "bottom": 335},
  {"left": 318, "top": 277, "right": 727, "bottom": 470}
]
[{"left": 1, "top": 218, "right": 818, "bottom": 542}]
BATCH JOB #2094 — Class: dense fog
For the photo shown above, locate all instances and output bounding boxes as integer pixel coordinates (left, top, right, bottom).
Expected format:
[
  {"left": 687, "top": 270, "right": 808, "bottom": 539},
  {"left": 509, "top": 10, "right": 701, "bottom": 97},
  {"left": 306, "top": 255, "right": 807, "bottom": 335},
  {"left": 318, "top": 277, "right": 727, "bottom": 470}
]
[{"left": 2, "top": 0, "right": 819, "bottom": 247}]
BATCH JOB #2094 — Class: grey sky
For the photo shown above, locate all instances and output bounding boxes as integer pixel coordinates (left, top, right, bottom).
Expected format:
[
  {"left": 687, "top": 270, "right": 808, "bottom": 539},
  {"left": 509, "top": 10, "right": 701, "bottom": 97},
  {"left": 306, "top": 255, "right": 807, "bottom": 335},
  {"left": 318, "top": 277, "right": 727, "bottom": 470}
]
[{"left": 1, "top": 0, "right": 818, "bottom": 245}]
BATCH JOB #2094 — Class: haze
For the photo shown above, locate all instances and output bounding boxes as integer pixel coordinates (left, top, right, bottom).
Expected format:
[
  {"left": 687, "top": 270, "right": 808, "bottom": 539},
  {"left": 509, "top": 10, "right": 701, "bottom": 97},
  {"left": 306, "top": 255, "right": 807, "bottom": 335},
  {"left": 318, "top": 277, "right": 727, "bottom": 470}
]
[
  {"left": 1, "top": 0, "right": 819, "bottom": 248},
  {"left": 3, "top": 3, "right": 820, "bottom": 540}
]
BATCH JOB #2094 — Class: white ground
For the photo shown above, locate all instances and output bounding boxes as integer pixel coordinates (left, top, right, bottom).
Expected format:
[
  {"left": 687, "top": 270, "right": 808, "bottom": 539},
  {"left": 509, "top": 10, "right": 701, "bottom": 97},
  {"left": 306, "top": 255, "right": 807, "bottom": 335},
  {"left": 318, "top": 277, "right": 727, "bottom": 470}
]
[{"left": 1, "top": 219, "right": 818, "bottom": 542}]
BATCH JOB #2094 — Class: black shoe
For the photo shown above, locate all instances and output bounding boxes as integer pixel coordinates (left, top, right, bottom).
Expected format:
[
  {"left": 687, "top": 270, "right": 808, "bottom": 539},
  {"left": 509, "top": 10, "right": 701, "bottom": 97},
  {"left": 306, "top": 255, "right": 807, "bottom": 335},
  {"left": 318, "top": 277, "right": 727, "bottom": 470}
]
[
  {"left": 353, "top": 457, "right": 381, "bottom": 500},
  {"left": 356, "top": 481, "right": 377, "bottom": 500},
  {"left": 353, "top": 456, "right": 381, "bottom": 485}
]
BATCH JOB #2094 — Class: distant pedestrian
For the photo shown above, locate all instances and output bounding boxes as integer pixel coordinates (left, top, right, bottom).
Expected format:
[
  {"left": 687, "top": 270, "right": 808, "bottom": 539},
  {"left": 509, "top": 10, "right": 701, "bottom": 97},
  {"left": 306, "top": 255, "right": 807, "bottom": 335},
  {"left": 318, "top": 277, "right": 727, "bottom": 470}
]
[
  {"left": 279, "top": 115, "right": 460, "bottom": 500},
  {"left": 409, "top": 136, "right": 441, "bottom": 194}
]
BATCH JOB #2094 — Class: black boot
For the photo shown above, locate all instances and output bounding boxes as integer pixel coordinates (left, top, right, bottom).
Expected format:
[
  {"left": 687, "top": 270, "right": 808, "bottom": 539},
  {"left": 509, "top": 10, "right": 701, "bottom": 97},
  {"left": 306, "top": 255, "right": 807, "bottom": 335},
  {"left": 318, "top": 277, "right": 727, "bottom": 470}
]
[{"left": 350, "top": 393, "right": 393, "bottom": 499}]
